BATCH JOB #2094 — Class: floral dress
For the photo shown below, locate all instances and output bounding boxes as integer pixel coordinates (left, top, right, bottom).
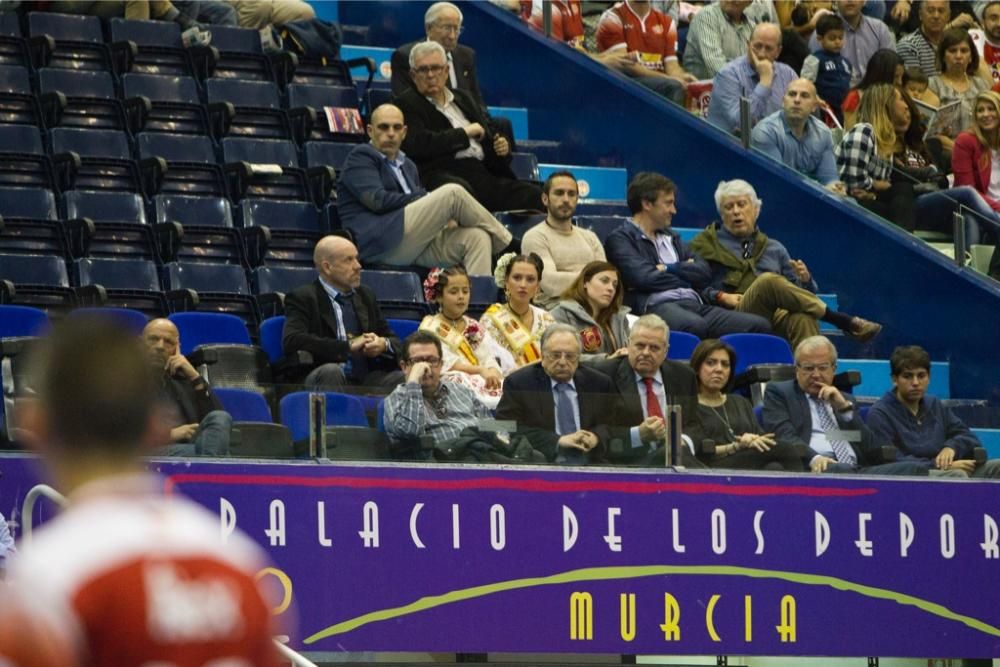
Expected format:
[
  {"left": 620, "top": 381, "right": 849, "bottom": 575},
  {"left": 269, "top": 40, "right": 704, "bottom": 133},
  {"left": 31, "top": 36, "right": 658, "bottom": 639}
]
[
  {"left": 419, "top": 313, "right": 506, "bottom": 409},
  {"left": 478, "top": 303, "right": 556, "bottom": 377}
]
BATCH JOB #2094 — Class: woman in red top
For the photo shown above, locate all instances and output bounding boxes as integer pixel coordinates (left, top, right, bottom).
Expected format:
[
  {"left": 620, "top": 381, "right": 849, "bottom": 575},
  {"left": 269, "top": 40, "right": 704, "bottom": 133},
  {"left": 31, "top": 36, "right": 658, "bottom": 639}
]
[
  {"left": 951, "top": 90, "right": 1000, "bottom": 279},
  {"left": 842, "top": 49, "right": 904, "bottom": 129}
]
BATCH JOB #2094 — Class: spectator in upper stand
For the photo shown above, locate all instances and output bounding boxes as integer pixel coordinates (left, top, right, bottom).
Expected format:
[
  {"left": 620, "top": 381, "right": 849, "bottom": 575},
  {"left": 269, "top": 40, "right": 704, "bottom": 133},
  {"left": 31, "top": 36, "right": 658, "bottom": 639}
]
[
  {"left": 53, "top": 0, "right": 201, "bottom": 29},
  {"left": 391, "top": 2, "right": 515, "bottom": 146},
  {"left": 751, "top": 78, "right": 847, "bottom": 194},
  {"left": 337, "top": 103, "right": 512, "bottom": 276},
  {"left": 282, "top": 235, "right": 405, "bottom": 394},
  {"left": 808, "top": 0, "right": 895, "bottom": 88},
  {"left": 223, "top": 0, "right": 315, "bottom": 29},
  {"left": 762, "top": 336, "right": 929, "bottom": 476},
  {"left": 688, "top": 179, "right": 882, "bottom": 349},
  {"left": 496, "top": 323, "right": 616, "bottom": 465},
  {"left": 836, "top": 83, "right": 917, "bottom": 230},
  {"left": 683, "top": 0, "right": 758, "bottom": 81},
  {"left": 605, "top": 172, "right": 772, "bottom": 339},
  {"left": 394, "top": 41, "right": 544, "bottom": 213},
  {"left": 902, "top": 67, "right": 941, "bottom": 106},
  {"left": 707, "top": 23, "right": 798, "bottom": 135},
  {"left": 841, "top": 48, "right": 904, "bottom": 128},
  {"left": 528, "top": 0, "right": 585, "bottom": 48},
  {"left": 929, "top": 28, "right": 991, "bottom": 151},
  {"left": 868, "top": 345, "right": 1000, "bottom": 478},
  {"left": 521, "top": 171, "right": 605, "bottom": 309},
  {"left": 801, "top": 13, "right": 853, "bottom": 119},
  {"left": 142, "top": 318, "right": 231, "bottom": 457},
  {"left": 970, "top": 1, "right": 1000, "bottom": 86},
  {"left": 951, "top": 90, "right": 1000, "bottom": 279},
  {"left": 382, "top": 330, "right": 493, "bottom": 455},
  {"left": 897, "top": 0, "right": 952, "bottom": 78},
  {"left": 550, "top": 261, "right": 631, "bottom": 361},
  {"left": 173, "top": 0, "right": 237, "bottom": 26},
  {"left": 594, "top": 0, "right": 695, "bottom": 105}
]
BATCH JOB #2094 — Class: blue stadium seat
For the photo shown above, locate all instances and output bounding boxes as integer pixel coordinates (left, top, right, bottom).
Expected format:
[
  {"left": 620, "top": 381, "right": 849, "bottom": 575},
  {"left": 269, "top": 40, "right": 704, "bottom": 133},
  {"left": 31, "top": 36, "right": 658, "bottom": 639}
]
[
  {"left": 0, "top": 25, "right": 32, "bottom": 73},
  {"left": 668, "top": 330, "right": 700, "bottom": 361},
  {"left": 287, "top": 83, "right": 360, "bottom": 143},
  {"left": 39, "top": 67, "right": 115, "bottom": 98},
  {"left": 0, "top": 124, "right": 44, "bottom": 154},
  {"left": 388, "top": 318, "right": 419, "bottom": 340},
  {"left": 109, "top": 18, "right": 203, "bottom": 79},
  {"left": 251, "top": 264, "right": 315, "bottom": 299},
  {"left": 238, "top": 199, "right": 324, "bottom": 268},
  {"left": 50, "top": 127, "right": 131, "bottom": 161},
  {"left": 208, "top": 386, "right": 295, "bottom": 458},
  {"left": 168, "top": 311, "right": 252, "bottom": 355},
  {"left": 361, "top": 269, "right": 430, "bottom": 320},
  {"left": 222, "top": 135, "right": 297, "bottom": 167},
  {"left": 0, "top": 153, "right": 60, "bottom": 192},
  {"left": 496, "top": 212, "right": 546, "bottom": 244},
  {"left": 122, "top": 73, "right": 211, "bottom": 137},
  {"left": 137, "top": 132, "right": 216, "bottom": 163},
  {"left": 68, "top": 306, "right": 148, "bottom": 334},
  {"left": 467, "top": 274, "right": 498, "bottom": 319},
  {"left": 215, "top": 386, "right": 273, "bottom": 422},
  {"left": 168, "top": 311, "right": 272, "bottom": 394},
  {"left": 280, "top": 390, "right": 369, "bottom": 438},
  {"left": 63, "top": 190, "right": 163, "bottom": 262},
  {"left": 0, "top": 213, "right": 69, "bottom": 264},
  {"left": 719, "top": 333, "right": 794, "bottom": 376},
  {"left": 510, "top": 152, "right": 539, "bottom": 181},
  {"left": 27, "top": 12, "right": 114, "bottom": 73},
  {"left": 208, "top": 25, "right": 290, "bottom": 84},
  {"left": 0, "top": 305, "right": 50, "bottom": 338},
  {"left": 303, "top": 141, "right": 356, "bottom": 171},
  {"left": 221, "top": 137, "right": 317, "bottom": 204},
  {"left": 0, "top": 65, "right": 29, "bottom": 93},
  {"left": 38, "top": 69, "right": 133, "bottom": 136},
  {"left": 135, "top": 132, "right": 227, "bottom": 198},
  {"left": 153, "top": 193, "right": 244, "bottom": 265},
  {"left": 72, "top": 257, "right": 169, "bottom": 318},
  {"left": 0, "top": 186, "right": 57, "bottom": 219},
  {"left": 0, "top": 252, "right": 80, "bottom": 310},
  {"left": 258, "top": 315, "right": 285, "bottom": 364},
  {"left": 206, "top": 78, "right": 303, "bottom": 143},
  {"left": 577, "top": 215, "right": 629, "bottom": 244},
  {"left": 162, "top": 260, "right": 262, "bottom": 333}
]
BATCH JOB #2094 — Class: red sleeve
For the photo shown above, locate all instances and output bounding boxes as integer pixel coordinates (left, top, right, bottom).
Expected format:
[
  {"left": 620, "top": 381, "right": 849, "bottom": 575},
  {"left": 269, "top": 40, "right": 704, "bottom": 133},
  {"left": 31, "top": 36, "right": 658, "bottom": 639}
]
[
  {"left": 952, "top": 132, "right": 1000, "bottom": 211},
  {"left": 662, "top": 15, "right": 677, "bottom": 59},
  {"left": 842, "top": 89, "right": 860, "bottom": 113},
  {"left": 596, "top": 11, "right": 625, "bottom": 52}
]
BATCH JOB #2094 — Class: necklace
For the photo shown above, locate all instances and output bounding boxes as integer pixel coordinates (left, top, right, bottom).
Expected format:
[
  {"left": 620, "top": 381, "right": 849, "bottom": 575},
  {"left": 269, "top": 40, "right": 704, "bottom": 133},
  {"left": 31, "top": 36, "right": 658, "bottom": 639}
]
[
  {"left": 506, "top": 303, "right": 533, "bottom": 329},
  {"left": 441, "top": 313, "right": 465, "bottom": 330},
  {"left": 706, "top": 399, "right": 736, "bottom": 440}
]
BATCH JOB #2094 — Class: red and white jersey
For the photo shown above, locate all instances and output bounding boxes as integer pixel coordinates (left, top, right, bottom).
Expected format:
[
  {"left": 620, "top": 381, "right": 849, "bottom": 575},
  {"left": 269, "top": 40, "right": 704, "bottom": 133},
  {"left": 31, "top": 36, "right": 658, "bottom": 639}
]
[
  {"left": 8, "top": 474, "right": 279, "bottom": 667},
  {"left": 971, "top": 29, "right": 1000, "bottom": 85},
  {"left": 596, "top": 0, "right": 678, "bottom": 71}
]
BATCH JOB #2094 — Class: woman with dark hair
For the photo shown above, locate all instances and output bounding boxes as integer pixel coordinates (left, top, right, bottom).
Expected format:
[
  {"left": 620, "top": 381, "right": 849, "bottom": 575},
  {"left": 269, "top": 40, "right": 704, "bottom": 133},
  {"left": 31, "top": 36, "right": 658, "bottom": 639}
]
[
  {"left": 928, "top": 29, "right": 989, "bottom": 149},
  {"left": 690, "top": 339, "right": 803, "bottom": 472},
  {"left": 420, "top": 265, "right": 505, "bottom": 408},
  {"left": 842, "top": 48, "right": 904, "bottom": 128},
  {"left": 480, "top": 252, "right": 556, "bottom": 375},
  {"left": 550, "top": 261, "right": 630, "bottom": 361}
]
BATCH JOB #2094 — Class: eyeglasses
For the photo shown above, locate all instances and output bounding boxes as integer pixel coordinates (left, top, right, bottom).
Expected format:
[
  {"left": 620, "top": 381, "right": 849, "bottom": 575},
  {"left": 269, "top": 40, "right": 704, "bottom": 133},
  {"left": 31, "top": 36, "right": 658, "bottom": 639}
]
[
  {"left": 434, "top": 23, "right": 463, "bottom": 34},
  {"left": 796, "top": 363, "right": 834, "bottom": 374},
  {"left": 543, "top": 351, "right": 579, "bottom": 362},
  {"left": 408, "top": 356, "right": 443, "bottom": 367},
  {"left": 412, "top": 64, "right": 447, "bottom": 76}
]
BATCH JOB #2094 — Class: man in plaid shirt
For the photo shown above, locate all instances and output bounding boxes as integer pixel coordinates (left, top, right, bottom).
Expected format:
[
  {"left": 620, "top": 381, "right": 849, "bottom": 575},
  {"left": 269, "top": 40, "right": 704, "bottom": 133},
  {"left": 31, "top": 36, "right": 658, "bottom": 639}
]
[{"left": 383, "top": 330, "right": 492, "bottom": 458}]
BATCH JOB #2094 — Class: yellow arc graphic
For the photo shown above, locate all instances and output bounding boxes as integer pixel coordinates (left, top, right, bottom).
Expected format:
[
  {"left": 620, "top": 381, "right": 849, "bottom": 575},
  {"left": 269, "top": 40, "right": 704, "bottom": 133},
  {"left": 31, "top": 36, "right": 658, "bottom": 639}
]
[{"left": 304, "top": 564, "right": 1000, "bottom": 644}]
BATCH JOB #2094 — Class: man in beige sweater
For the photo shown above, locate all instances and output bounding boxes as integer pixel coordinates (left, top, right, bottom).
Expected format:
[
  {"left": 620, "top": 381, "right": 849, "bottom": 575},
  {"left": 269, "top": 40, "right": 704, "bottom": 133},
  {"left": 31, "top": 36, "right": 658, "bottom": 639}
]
[{"left": 521, "top": 171, "right": 606, "bottom": 309}]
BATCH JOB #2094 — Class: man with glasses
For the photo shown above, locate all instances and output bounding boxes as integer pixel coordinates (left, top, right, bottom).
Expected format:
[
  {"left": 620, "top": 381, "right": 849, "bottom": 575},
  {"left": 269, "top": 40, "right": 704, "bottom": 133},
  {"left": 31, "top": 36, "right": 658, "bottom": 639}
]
[
  {"left": 763, "top": 336, "right": 929, "bottom": 475},
  {"left": 496, "top": 323, "right": 616, "bottom": 465},
  {"left": 394, "top": 41, "right": 544, "bottom": 213},
  {"left": 383, "top": 330, "right": 492, "bottom": 458},
  {"left": 337, "top": 103, "right": 512, "bottom": 276},
  {"left": 689, "top": 179, "right": 882, "bottom": 348}
]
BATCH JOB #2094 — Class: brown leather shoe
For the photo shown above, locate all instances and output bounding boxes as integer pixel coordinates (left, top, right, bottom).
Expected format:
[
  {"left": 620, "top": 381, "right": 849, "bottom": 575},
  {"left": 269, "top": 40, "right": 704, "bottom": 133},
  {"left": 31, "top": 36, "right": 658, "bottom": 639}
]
[{"left": 847, "top": 317, "right": 882, "bottom": 342}]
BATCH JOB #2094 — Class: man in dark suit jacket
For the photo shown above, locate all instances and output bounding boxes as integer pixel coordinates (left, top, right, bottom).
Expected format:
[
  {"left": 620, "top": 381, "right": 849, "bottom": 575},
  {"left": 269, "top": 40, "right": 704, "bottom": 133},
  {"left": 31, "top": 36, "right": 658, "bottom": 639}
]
[
  {"left": 394, "top": 41, "right": 542, "bottom": 213},
  {"left": 496, "top": 324, "right": 616, "bottom": 465},
  {"left": 282, "top": 235, "right": 404, "bottom": 393},
  {"left": 390, "top": 2, "right": 515, "bottom": 145},
  {"left": 337, "top": 103, "right": 511, "bottom": 275},
  {"left": 589, "top": 314, "right": 707, "bottom": 468},
  {"left": 762, "top": 335, "right": 928, "bottom": 476}
]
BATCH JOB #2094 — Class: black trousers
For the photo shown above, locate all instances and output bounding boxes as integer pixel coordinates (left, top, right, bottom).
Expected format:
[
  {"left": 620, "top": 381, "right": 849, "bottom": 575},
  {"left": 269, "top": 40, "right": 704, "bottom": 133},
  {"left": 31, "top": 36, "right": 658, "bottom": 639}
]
[{"left": 425, "top": 158, "right": 543, "bottom": 213}]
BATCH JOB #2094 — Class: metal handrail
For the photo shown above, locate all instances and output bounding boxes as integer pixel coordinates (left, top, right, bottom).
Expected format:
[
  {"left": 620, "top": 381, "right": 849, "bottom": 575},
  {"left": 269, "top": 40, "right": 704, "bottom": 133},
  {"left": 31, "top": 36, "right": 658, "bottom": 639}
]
[{"left": 21, "top": 483, "right": 68, "bottom": 547}]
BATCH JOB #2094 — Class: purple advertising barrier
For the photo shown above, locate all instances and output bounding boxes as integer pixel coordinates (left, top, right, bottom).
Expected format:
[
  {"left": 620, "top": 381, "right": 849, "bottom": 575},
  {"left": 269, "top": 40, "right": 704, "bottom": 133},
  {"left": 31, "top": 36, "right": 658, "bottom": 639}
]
[{"left": 2, "top": 453, "right": 1000, "bottom": 658}]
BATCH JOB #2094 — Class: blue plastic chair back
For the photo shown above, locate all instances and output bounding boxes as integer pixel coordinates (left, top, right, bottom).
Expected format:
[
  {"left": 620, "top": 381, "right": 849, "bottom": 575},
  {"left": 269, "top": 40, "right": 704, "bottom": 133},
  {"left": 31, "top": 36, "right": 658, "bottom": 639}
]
[
  {"left": 75, "top": 258, "right": 161, "bottom": 291},
  {"left": 0, "top": 304, "right": 50, "bottom": 338},
  {"left": 0, "top": 187, "right": 57, "bottom": 219},
  {"left": 138, "top": 132, "right": 216, "bottom": 163},
  {"left": 280, "top": 391, "right": 368, "bottom": 442},
  {"left": 667, "top": 330, "right": 700, "bottom": 361},
  {"left": 122, "top": 72, "right": 200, "bottom": 104},
  {"left": 215, "top": 387, "right": 273, "bottom": 422},
  {"left": 69, "top": 307, "right": 148, "bottom": 334},
  {"left": 259, "top": 315, "right": 285, "bottom": 363},
  {"left": 168, "top": 311, "right": 252, "bottom": 355},
  {"left": 64, "top": 190, "right": 146, "bottom": 224},
  {"left": 388, "top": 318, "right": 419, "bottom": 340},
  {"left": 720, "top": 333, "right": 794, "bottom": 376}
]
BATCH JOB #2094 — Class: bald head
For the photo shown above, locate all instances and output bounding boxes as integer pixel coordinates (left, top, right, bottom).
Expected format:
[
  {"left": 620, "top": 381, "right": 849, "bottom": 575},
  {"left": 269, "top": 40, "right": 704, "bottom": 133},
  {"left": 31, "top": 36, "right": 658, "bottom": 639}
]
[
  {"left": 314, "top": 235, "right": 362, "bottom": 292},
  {"left": 368, "top": 104, "right": 406, "bottom": 160},
  {"left": 783, "top": 78, "right": 819, "bottom": 123},
  {"left": 143, "top": 318, "right": 180, "bottom": 366},
  {"left": 749, "top": 22, "right": 782, "bottom": 62}
]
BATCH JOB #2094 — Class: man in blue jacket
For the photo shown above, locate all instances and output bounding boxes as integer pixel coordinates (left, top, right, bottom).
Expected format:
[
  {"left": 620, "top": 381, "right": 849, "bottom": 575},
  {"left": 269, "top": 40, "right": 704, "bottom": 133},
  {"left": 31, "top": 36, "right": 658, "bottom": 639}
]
[
  {"left": 605, "top": 172, "right": 772, "bottom": 338},
  {"left": 336, "top": 103, "right": 511, "bottom": 276},
  {"left": 867, "top": 345, "right": 1000, "bottom": 478}
]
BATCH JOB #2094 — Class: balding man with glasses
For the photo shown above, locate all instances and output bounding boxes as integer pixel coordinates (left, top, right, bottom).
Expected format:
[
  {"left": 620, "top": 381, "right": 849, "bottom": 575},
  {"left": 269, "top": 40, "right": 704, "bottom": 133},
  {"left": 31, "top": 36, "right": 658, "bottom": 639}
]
[
  {"left": 394, "top": 40, "right": 543, "bottom": 213},
  {"left": 496, "top": 323, "right": 617, "bottom": 465}
]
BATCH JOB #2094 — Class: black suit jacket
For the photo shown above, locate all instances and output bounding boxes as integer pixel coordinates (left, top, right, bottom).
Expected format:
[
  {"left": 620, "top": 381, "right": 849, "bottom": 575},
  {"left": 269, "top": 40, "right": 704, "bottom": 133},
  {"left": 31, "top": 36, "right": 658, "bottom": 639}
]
[
  {"left": 762, "top": 379, "right": 884, "bottom": 465},
  {"left": 496, "top": 364, "right": 615, "bottom": 463},
  {"left": 391, "top": 42, "right": 484, "bottom": 108},
  {"left": 281, "top": 279, "right": 401, "bottom": 371},
  {"left": 394, "top": 86, "right": 516, "bottom": 183},
  {"left": 589, "top": 356, "right": 706, "bottom": 465}
]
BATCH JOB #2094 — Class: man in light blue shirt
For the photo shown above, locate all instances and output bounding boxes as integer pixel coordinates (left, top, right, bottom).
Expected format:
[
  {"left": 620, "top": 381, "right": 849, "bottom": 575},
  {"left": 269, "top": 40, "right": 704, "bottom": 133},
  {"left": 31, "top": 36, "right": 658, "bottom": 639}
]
[
  {"left": 706, "top": 23, "right": 798, "bottom": 135},
  {"left": 750, "top": 78, "right": 847, "bottom": 193}
]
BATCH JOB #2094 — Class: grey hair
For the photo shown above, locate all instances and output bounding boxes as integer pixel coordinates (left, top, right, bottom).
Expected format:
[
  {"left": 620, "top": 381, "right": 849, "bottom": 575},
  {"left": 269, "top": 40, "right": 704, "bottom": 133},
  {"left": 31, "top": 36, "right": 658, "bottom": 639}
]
[
  {"left": 629, "top": 313, "right": 670, "bottom": 342},
  {"left": 540, "top": 323, "right": 581, "bottom": 351},
  {"left": 409, "top": 40, "right": 447, "bottom": 69},
  {"left": 714, "top": 179, "right": 762, "bottom": 215},
  {"left": 425, "top": 2, "right": 463, "bottom": 29},
  {"left": 795, "top": 335, "right": 838, "bottom": 364}
]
